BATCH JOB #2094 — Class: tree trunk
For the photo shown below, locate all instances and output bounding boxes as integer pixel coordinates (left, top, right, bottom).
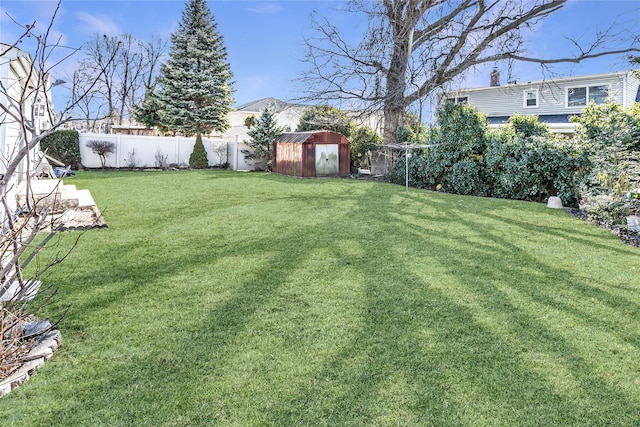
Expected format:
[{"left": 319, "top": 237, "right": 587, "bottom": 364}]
[{"left": 382, "top": 39, "right": 410, "bottom": 144}]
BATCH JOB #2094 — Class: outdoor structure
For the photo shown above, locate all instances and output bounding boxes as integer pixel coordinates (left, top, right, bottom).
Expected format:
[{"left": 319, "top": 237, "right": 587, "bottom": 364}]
[
  {"left": 273, "top": 131, "right": 350, "bottom": 177},
  {"left": 444, "top": 70, "right": 640, "bottom": 134}
]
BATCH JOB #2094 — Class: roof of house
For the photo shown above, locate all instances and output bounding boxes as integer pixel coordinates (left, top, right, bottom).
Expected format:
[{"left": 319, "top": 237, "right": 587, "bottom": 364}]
[
  {"left": 452, "top": 70, "right": 637, "bottom": 94},
  {"left": 234, "top": 97, "right": 310, "bottom": 114}
]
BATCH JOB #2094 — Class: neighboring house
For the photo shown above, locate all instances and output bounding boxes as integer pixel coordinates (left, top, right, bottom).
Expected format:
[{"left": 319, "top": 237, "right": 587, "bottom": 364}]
[
  {"left": 224, "top": 97, "right": 310, "bottom": 170},
  {"left": 445, "top": 70, "right": 640, "bottom": 134},
  {"left": 0, "top": 43, "right": 54, "bottom": 214},
  {"left": 228, "top": 97, "right": 309, "bottom": 141}
]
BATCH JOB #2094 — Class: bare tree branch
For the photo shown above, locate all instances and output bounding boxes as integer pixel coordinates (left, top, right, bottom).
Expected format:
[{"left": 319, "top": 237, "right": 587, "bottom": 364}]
[{"left": 298, "top": 0, "right": 640, "bottom": 143}]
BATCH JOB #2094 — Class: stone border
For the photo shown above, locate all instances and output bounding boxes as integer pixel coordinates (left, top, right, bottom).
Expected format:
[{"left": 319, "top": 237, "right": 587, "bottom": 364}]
[{"left": 0, "top": 330, "right": 61, "bottom": 397}]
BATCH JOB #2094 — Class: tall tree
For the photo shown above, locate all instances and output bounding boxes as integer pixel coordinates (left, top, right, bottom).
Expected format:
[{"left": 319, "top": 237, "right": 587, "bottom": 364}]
[
  {"left": 155, "top": 0, "right": 234, "bottom": 136},
  {"left": 296, "top": 104, "right": 354, "bottom": 137},
  {"left": 300, "top": 0, "right": 640, "bottom": 143},
  {"left": 242, "top": 108, "right": 285, "bottom": 171},
  {"left": 73, "top": 33, "right": 165, "bottom": 130}
]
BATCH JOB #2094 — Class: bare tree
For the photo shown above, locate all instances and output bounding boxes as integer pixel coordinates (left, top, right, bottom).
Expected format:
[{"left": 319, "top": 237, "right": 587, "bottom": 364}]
[
  {"left": 69, "top": 67, "right": 107, "bottom": 132},
  {"left": 299, "top": 0, "right": 640, "bottom": 143},
  {"left": 116, "top": 34, "right": 145, "bottom": 126},
  {"left": 0, "top": 1, "right": 117, "bottom": 383},
  {"left": 82, "top": 34, "right": 121, "bottom": 129},
  {"left": 70, "top": 33, "right": 167, "bottom": 131},
  {"left": 141, "top": 35, "right": 168, "bottom": 91}
]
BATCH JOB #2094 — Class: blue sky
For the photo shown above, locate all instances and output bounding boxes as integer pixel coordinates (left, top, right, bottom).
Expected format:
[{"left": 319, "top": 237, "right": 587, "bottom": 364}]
[{"left": 1, "top": 0, "right": 638, "bottom": 110}]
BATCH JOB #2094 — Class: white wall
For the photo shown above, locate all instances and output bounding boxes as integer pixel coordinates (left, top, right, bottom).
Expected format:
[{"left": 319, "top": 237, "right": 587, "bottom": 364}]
[{"left": 79, "top": 133, "right": 256, "bottom": 170}]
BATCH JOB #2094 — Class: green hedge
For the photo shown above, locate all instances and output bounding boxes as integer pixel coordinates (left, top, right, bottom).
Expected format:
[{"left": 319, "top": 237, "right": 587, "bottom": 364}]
[
  {"left": 386, "top": 106, "right": 589, "bottom": 206},
  {"left": 40, "top": 129, "right": 81, "bottom": 169}
]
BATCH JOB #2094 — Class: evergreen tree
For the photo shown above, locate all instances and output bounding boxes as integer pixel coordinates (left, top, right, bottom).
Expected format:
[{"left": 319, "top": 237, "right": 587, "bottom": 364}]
[
  {"left": 242, "top": 108, "right": 285, "bottom": 171},
  {"left": 134, "top": 89, "right": 165, "bottom": 131},
  {"left": 155, "top": 0, "right": 233, "bottom": 137},
  {"left": 189, "top": 133, "right": 209, "bottom": 169}
]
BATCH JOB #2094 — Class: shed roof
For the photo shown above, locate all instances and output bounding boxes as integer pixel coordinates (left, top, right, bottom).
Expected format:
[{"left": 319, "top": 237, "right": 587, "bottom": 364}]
[{"left": 276, "top": 130, "right": 337, "bottom": 144}]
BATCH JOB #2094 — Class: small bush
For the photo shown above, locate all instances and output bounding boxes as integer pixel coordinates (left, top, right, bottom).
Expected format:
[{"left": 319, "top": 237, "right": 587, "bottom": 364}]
[
  {"left": 189, "top": 133, "right": 209, "bottom": 169},
  {"left": 86, "top": 140, "right": 115, "bottom": 169}
]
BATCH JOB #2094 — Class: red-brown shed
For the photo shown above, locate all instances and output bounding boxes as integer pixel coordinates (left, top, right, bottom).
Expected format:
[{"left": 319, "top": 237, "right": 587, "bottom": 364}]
[{"left": 272, "top": 131, "right": 351, "bottom": 177}]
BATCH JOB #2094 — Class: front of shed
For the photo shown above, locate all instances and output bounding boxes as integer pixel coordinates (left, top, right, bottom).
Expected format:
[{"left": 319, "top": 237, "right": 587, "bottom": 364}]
[{"left": 273, "top": 131, "right": 350, "bottom": 177}]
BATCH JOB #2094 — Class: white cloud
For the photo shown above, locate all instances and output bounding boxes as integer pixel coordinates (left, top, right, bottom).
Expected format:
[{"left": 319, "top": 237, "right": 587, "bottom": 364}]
[{"left": 74, "top": 11, "right": 120, "bottom": 37}]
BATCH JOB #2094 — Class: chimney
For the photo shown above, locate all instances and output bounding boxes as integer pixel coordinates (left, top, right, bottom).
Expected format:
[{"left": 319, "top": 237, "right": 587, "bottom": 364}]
[{"left": 490, "top": 68, "right": 500, "bottom": 87}]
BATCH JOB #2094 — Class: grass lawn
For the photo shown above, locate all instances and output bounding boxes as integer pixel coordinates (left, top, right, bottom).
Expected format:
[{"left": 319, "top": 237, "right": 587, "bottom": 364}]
[{"left": 2, "top": 170, "right": 640, "bottom": 426}]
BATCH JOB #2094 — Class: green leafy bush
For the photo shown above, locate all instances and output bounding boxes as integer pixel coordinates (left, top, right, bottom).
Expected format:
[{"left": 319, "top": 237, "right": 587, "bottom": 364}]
[
  {"left": 485, "top": 128, "right": 589, "bottom": 205},
  {"left": 385, "top": 152, "right": 431, "bottom": 188},
  {"left": 428, "top": 103, "right": 488, "bottom": 194},
  {"left": 349, "top": 125, "right": 381, "bottom": 169},
  {"left": 387, "top": 107, "right": 589, "bottom": 206},
  {"left": 40, "top": 129, "right": 81, "bottom": 169},
  {"left": 189, "top": 133, "right": 209, "bottom": 169},
  {"left": 574, "top": 101, "right": 640, "bottom": 223}
]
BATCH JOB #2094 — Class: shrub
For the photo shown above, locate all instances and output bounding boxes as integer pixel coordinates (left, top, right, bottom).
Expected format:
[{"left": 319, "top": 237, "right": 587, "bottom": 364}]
[
  {"left": 507, "top": 113, "right": 550, "bottom": 138},
  {"left": 350, "top": 125, "right": 381, "bottom": 169},
  {"left": 40, "top": 129, "right": 81, "bottom": 169},
  {"left": 574, "top": 101, "right": 640, "bottom": 223},
  {"left": 485, "top": 129, "right": 589, "bottom": 205},
  {"left": 387, "top": 108, "right": 589, "bottom": 206},
  {"left": 189, "top": 133, "right": 209, "bottom": 169},
  {"left": 428, "top": 103, "right": 488, "bottom": 194},
  {"left": 86, "top": 140, "right": 115, "bottom": 169},
  {"left": 385, "top": 152, "right": 431, "bottom": 188}
]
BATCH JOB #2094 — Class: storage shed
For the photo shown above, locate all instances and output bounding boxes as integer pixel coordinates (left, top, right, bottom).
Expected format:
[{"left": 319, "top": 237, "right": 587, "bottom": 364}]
[{"left": 273, "top": 131, "right": 351, "bottom": 177}]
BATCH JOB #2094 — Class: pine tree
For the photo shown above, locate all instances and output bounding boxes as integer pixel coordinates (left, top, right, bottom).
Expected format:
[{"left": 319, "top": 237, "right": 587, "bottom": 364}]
[
  {"left": 155, "top": 0, "right": 233, "bottom": 137},
  {"left": 134, "top": 89, "right": 165, "bottom": 132},
  {"left": 189, "top": 133, "right": 209, "bottom": 169},
  {"left": 242, "top": 108, "right": 285, "bottom": 171}
]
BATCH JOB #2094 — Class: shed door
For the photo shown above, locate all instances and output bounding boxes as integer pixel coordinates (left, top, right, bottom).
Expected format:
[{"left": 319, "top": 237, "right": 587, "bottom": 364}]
[{"left": 315, "top": 144, "right": 339, "bottom": 176}]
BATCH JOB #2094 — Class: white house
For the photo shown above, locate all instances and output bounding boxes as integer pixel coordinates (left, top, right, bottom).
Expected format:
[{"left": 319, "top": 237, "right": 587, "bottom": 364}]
[
  {"left": 445, "top": 70, "right": 640, "bottom": 134},
  {"left": 223, "top": 97, "right": 309, "bottom": 170},
  {"left": 0, "top": 43, "right": 54, "bottom": 214},
  {"left": 229, "top": 97, "right": 308, "bottom": 140}
]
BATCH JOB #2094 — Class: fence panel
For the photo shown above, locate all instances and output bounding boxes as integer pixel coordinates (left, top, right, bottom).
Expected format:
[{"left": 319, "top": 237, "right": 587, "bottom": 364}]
[{"left": 78, "top": 134, "right": 254, "bottom": 170}]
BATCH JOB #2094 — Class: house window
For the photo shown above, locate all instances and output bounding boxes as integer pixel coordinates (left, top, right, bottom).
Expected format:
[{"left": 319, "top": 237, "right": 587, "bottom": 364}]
[
  {"left": 38, "top": 104, "right": 45, "bottom": 117},
  {"left": 588, "top": 85, "right": 609, "bottom": 104},
  {"left": 524, "top": 90, "right": 538, "bottom": 108},
  {"left": 445, "top": 96, "right": 468, "bottom": 105},
  {"left": 567, "top": 85, "right": 609, "bottom": 107}
]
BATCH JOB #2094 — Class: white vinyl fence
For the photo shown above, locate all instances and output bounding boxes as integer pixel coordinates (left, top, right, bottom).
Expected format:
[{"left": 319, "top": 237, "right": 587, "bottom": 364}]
[{"left": 78, "top": 133, "right": 255, "bottom": 171}]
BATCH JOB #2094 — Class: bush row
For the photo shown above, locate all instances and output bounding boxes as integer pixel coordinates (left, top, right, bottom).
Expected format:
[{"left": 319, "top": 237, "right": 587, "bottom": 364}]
[{"left": 387, "top": 104, "right": 590, "bottom": 207}]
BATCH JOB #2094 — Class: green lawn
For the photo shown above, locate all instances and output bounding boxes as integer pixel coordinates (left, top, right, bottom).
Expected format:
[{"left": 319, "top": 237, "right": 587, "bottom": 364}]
[{"left": 2, "top": 170, "right": 640, "bottom": 426}]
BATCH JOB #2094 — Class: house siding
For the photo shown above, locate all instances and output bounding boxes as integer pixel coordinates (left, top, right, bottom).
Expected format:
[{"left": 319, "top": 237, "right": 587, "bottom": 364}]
[{"left": 450, "top": 71, "right": 637, "bottom": 121}]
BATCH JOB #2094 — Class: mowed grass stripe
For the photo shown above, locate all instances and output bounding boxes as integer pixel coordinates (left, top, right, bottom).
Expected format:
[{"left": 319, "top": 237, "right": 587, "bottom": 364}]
[{"left": 2, "top": 170, "right": 639, "bottom": 426}]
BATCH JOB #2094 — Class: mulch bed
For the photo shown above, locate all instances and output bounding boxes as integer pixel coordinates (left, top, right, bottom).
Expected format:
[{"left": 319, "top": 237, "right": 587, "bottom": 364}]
[{"left": 564, "top": 207, "right": 640, "bottom": 248}]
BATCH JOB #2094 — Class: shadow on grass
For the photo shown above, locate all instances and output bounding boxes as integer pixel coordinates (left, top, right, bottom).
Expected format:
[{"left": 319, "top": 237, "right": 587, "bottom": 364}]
[{"left": 10, "top": 174, "right": 640, "bottom": 426}]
